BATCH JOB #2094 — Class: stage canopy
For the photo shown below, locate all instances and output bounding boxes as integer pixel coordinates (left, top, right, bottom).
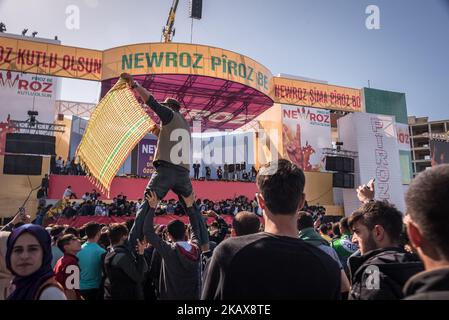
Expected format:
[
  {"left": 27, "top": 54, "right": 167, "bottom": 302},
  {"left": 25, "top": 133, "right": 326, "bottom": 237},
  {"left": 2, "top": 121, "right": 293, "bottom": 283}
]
[{"left": 100, "top": 74, "right": 273, "bottom": 131}]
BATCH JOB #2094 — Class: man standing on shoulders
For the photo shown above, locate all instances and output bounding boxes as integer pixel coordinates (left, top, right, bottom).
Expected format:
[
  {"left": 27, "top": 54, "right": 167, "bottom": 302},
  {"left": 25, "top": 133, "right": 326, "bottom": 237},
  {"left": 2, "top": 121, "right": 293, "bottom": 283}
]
[{"left": 120, "top": 74, "right": 197, "bottom": 214}]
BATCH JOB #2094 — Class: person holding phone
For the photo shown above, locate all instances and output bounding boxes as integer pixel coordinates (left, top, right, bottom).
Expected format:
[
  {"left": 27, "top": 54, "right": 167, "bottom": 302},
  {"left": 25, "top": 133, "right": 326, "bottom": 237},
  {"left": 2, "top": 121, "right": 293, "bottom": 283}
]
[
  {"left": 357, "top": 178, "right": 375, "bottom": 203},
  {"left": 1, "top": 210, "right": 31, "bottom": 233}
]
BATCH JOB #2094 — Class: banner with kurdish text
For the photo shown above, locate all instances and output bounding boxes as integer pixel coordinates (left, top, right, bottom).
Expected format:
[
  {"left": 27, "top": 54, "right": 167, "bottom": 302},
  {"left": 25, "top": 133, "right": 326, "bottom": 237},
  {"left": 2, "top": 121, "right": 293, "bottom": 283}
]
[
  {"left": 0, "top": 70, "right": 57, "bottom": 123},
  {"left": 338, "top": 113, "right": 404, "bottom": 214}
]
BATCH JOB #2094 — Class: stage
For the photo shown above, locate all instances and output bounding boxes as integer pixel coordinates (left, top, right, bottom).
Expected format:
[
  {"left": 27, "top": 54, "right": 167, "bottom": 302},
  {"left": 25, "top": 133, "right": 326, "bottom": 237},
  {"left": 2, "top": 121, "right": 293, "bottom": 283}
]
[{"left": 48, "top": 175, "right": 258, "bottom": 201}]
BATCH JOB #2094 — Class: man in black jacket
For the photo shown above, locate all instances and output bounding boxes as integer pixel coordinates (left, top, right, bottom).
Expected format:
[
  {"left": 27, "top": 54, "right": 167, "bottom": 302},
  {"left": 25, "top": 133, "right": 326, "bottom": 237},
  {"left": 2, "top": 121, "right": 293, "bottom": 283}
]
[
  {"left": 347, "top": 200, "right": 423, "bottom": 300},
  {"left": 103, "top": 198, "right": 151, "bottom": 300},
  {"left": 201, "top": 159, "right": 341, "bottom": 300},
  {"left": 402, "top": 165, "right": 449, "bottom": 300},
  {"left": 103, "top": 223, "right": 148, "bottom": 300}
]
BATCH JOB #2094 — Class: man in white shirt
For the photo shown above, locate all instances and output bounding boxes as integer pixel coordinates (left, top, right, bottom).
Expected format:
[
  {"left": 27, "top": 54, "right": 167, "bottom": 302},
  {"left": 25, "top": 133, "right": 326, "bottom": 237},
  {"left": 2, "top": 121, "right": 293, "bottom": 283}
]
[
  {"left": 63, "top": 186, "right": 75, "bottom": 199},
  {"left": 82, "top": 192, "right": 91, "bottom": 202}
]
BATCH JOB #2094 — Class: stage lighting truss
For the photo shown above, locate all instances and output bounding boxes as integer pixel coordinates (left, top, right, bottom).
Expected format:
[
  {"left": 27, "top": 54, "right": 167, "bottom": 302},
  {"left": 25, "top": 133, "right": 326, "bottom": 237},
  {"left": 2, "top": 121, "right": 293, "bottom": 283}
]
[{"left": 9, "top": 119, "right": 65, "bottom": 135}]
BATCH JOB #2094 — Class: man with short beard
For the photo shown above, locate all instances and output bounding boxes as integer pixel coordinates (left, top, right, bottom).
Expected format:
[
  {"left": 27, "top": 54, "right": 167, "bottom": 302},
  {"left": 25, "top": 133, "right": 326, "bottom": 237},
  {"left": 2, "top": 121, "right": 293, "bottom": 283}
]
[{"left": 347, "top": 201, "right": 423, "bottom": 300}]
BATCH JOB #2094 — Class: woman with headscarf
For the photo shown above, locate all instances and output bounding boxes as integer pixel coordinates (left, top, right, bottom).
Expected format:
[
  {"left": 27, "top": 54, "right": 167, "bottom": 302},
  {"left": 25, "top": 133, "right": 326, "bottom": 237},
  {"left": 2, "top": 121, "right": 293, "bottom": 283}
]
[{"left": 5, "top": 224, "right": 67, "bottom": 300}]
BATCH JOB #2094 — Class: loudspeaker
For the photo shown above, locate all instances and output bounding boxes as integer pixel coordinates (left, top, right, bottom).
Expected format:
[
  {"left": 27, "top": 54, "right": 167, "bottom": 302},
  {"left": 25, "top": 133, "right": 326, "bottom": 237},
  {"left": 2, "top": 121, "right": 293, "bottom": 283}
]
[
  {"left": 189, "top": 0, "right": 203, "bottom": 19},
  {"left": 332, "top": 172, "right": 354, "bottom": 188},
  {"left": 325, "top": 156, "right": 354, "bottom": 173},
  {"left": 343, "top": 158, "right": 354, "bottom": 173},
  {"left": 3, "top": 154, "right": 42, "bottom": 175},
  {"left": 5, "top": 133, "right": 56, "bottom": 155}
]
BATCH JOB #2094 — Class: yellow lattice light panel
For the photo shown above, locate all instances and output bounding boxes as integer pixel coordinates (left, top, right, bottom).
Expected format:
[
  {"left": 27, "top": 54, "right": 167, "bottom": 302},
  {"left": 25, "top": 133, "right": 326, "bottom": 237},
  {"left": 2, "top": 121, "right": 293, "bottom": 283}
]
[{"left": 76, "top": 78, "right": 153, "bottom": 195}]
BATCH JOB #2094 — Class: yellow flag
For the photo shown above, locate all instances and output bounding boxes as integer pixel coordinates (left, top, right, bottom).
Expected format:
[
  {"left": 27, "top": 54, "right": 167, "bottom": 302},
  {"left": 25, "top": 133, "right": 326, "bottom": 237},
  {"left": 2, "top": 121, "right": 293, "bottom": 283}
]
[{"left": 76, "top": 78, "right": 153, "bottom": 195}]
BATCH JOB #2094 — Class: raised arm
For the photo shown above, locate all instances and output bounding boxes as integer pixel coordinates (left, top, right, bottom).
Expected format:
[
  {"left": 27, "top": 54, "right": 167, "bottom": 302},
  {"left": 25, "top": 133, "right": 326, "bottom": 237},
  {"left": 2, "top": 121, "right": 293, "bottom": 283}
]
[
  {"left": 114, "top": 241, "right": 148, "bottom": 284},
  {"left": 143, "top": 191, "right": 175, "bottom": 258},
  {"left": 356, "top": 178, "right": 375, "bottom": 203},
  {"left": 182, "top": 192, "right": 209, "bottom": 252},
  {"left": 210, "top": 211, "right": 229, "bottom": 243},
  {"left": 120, "top": 73, "right": 173, "bottom": 125},
  {"left": 128, "top": 201, "right": 149, "bottom": 250}
]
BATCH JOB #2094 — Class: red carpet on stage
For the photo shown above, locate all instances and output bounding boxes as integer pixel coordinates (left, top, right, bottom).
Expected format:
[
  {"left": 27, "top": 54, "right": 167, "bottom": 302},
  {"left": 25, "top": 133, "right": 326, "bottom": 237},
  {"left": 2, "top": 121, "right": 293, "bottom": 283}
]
[
  {"left": 48, "top": 175, "right": 258, "bottom": 201},
  {"left": 46, "top": 215, "right": 263, "bottom": 228}
]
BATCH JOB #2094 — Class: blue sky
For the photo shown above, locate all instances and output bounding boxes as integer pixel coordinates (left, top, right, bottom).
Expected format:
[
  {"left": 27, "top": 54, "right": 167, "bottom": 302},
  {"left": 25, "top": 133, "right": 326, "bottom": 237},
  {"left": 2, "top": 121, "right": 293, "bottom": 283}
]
[{"left": 1, "top": 0, "right": 448, "bottom": 120}]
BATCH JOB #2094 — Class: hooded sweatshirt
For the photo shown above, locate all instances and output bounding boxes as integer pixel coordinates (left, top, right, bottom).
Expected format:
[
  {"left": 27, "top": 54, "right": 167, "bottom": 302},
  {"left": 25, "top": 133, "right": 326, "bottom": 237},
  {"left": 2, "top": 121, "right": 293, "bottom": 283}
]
[
  {"left": 103, "top": 243, "right": 148, "bottom": 300},
  {"left": 144, "top": 205, "right": 203, "bottom": 300},
  {"left": 348, "top": 247, "right": 424, "bottom": 300}
]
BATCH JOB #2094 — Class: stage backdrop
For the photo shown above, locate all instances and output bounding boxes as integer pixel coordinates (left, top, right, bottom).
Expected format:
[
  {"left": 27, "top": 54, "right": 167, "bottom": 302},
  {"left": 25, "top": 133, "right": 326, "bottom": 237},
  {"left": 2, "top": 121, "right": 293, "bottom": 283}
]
[
  {"left": 191, "top": 131, "right": 255, "bottom": 178},
  {"left": 282, "top": 105, "right": 331, "bottom": 172},
  {"left": 338, "top": 113, "right": 404, "bottom": 215}
]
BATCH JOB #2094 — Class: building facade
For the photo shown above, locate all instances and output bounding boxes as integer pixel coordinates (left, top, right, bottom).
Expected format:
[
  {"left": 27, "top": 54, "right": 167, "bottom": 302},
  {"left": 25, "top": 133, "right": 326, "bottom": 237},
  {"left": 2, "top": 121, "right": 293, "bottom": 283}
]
[{"left": 408, "top": 116, "right": 449, "bottom": 176}]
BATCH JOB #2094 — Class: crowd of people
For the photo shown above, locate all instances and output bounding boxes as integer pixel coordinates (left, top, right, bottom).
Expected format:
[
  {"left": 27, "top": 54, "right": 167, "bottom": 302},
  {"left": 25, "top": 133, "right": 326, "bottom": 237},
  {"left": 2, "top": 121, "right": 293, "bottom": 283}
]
[
  {"left": 1, "top": 160, "right": 448, "bottom": 300},
  {"left": 47, "top": 187, "right": 264, "bottom": 219},
  {"left": 193, "top": 162, "right": 258, "bottom": 182},
  {"left": 1, "top": 73, "right": 448, "bottom": 301},
  {"left": 51, "top": 156, "right": 87, "bottom": 176},
  {"left": 50, "top": 156, "right": 258, "bottom": 182}
]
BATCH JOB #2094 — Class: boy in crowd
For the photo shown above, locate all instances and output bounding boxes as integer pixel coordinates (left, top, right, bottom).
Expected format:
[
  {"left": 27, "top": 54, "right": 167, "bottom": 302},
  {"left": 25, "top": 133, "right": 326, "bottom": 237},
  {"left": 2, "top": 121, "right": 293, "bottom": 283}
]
[{"left": 54, "top": 234, "right": 83, "bottom": 300}]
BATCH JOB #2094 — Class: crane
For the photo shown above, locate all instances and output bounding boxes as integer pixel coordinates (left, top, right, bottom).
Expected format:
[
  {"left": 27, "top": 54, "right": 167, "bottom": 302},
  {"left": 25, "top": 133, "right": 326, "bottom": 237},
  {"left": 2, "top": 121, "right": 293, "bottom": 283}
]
[{"left": 162, "top": 0, "right": 179, "bottom": 42}]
